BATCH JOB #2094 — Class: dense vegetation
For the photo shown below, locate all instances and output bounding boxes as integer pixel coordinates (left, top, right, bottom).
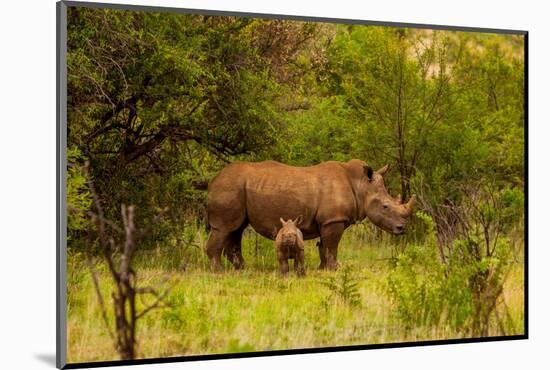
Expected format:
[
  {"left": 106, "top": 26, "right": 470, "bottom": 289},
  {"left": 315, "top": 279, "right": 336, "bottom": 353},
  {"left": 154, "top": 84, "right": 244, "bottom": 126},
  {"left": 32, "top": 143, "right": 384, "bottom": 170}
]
[{"left": 66, "top": 7, "right": 525, "bottom": 362}]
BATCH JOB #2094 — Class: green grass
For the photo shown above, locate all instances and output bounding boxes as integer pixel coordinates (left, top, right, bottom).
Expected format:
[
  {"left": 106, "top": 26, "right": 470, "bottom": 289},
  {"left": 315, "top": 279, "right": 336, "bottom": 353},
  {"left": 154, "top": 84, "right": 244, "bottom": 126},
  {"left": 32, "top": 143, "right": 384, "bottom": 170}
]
[{"left": 66, "top": 225, "right": 524, "bottom": 363}]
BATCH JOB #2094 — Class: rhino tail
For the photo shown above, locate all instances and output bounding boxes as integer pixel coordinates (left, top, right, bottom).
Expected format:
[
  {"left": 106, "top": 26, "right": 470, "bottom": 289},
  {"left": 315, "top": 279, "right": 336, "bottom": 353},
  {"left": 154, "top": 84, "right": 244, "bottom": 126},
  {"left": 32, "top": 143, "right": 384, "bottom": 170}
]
[{"left": 192, "top": 179, "right": 210, "bottom": 191}]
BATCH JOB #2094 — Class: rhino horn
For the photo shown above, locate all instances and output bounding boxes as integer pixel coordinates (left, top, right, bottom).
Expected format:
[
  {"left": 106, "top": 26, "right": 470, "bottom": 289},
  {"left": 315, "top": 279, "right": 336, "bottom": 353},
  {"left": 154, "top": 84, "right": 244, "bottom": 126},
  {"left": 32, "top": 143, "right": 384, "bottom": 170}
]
[
  {"left": 376, "top": 164, "right": 389, "bottom": 176},
  {"left": 404, "top": 195, "right": 417, "bottom": 216}
]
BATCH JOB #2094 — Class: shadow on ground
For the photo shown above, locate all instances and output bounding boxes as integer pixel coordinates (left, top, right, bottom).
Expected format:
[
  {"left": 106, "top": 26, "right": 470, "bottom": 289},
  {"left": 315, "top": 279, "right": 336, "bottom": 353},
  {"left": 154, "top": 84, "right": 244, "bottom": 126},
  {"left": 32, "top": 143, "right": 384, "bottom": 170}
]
[{"left": 34, "top": 353, "right": 56, "bottom": 367}]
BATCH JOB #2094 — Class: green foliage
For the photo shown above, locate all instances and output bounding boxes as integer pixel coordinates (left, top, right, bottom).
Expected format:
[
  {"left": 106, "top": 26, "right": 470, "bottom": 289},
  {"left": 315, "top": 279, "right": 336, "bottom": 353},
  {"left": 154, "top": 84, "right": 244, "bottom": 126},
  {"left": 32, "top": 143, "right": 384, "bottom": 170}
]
[
  {"left": 67, "top": 9, "right": 320, "bottom": 246},
  {"left": 67, "top": 146, "right": 92, "bottom": 241},
  {"left": 316, "top": 26, "right": 524, "bottom": 205},
  {"left": 385, "top": 212, "right": 475, "bottom": 330},
  {"left": 500, "top": 187, "right": 525, "bottom": 231},
  {"left": 447, "top": 235, "right": 512, "bottom": 335},
  {"left": 413, "top": 211, "right": 437, "bottom": 244},
  {"left": 280, "top": 95, "right": 358, "bottom": 164},
  {"left": 385, "top": 194, "right": 517, "bottom": 335},
  {"left": 385, "top": 213, "right": 448, "bottom": 328},
  {"left": 387, "top": 244, "right": 447, "bottom": 327},
  {"left": 321, "top": 264, "right": 362, "bottom": 307}
]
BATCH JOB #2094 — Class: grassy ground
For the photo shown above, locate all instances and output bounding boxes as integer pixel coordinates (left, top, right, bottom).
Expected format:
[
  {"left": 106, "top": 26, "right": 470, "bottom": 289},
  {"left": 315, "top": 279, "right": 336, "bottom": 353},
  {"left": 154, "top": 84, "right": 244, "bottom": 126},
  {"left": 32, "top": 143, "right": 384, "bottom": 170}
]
[{"left": 66, "top": 225, "right": 524, "bottom": 363}]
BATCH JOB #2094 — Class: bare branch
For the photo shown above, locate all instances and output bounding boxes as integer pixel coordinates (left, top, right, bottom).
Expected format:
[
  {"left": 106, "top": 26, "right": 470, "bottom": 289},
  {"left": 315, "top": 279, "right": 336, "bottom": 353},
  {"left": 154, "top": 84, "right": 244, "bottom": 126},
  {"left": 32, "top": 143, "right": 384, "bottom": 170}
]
[
  {"left": 136, "top": 287, "right": 174, "bottom": 320},
  {"left": 86, "top": 256, "right": 117, "bottom": 344},
  {"left": 80, "top": 162, "right": 172, "bottom": 360}
]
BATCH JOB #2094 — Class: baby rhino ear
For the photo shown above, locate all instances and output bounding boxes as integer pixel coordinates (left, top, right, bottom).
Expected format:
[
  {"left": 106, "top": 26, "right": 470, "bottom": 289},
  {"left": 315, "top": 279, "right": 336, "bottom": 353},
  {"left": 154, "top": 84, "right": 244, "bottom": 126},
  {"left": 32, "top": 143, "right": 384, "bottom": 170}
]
[
  {"left": 280, "top": 217, "right": 285, "bottom": 226},
  {"left": 294, "top": 215, "right": 303, "bottom": 226}
]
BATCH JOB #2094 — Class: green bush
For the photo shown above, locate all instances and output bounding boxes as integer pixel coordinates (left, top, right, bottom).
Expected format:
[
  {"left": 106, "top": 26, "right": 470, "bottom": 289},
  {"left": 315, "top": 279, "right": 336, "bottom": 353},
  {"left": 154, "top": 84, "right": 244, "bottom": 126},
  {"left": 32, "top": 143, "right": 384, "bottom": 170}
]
[
  {"left": 67, "top": 146, "right": 92, "bottom": 242},
  {"left": 386, "top": 192, "right": 516, "bottom": 336},
  {"left": 385, "top": 243, "right": 446, "bottom": 328},
  {"left": 321, "top": 264, "right": 362, "bottom": 308}
]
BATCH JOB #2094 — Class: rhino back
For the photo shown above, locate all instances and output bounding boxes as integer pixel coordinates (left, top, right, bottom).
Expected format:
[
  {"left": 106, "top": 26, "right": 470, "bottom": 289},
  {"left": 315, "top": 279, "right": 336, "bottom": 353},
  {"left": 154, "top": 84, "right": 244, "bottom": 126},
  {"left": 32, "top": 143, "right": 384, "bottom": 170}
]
[
  {"left": 244, "top": 161, "right": 356, "bottom": 239},
  {"left": 208, "top": 161, "right": 357, "bottom": 239}
]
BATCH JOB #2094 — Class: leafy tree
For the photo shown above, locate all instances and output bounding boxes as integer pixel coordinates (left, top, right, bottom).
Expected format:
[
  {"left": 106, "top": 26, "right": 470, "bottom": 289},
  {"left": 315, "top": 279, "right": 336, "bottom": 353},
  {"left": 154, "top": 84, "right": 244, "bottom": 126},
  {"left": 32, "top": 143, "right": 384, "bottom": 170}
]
[
  {"left": 67, "top": 8, "right": 318, "bottom": 244},
  {"left": 319, "top": 26, "right": 524, "bottom": 243},
  {"left": 67, "top": 146, "right": 92, "bottom": 242},
  {"left": 323, "top": 27, "right": 454, "bottom": 201}
]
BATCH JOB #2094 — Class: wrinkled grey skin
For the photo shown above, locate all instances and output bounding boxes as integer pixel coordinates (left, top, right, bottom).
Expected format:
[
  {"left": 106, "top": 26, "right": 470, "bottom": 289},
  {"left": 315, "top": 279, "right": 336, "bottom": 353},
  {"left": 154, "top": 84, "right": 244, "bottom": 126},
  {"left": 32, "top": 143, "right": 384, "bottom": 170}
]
[
  {"left": 206, "top": 159, "right": 415, "bottom": 270},
  {"left": 275, "top": 216, "right": 305, "bottom": 277}
]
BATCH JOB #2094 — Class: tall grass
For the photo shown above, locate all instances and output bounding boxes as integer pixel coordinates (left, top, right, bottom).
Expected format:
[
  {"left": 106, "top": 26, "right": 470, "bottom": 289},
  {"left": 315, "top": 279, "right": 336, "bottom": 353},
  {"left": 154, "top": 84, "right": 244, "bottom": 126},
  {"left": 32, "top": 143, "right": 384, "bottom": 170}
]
[{"left": 66, "top": 224, "right": 524, "bottom": 363}]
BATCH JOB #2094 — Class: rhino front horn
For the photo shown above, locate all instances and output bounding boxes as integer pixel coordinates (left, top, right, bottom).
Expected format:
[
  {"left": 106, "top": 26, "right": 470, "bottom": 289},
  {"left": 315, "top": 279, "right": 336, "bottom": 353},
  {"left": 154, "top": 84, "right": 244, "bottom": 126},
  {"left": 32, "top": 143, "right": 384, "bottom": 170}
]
[{"left": 406, "top": 195, "right": 417, "bottom": 211}]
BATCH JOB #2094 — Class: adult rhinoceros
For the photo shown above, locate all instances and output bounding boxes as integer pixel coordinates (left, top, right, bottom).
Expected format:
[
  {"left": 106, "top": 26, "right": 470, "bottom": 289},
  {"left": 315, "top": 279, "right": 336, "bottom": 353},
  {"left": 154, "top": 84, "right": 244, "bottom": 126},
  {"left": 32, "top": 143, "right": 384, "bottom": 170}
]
[{"left": 205, "top": 159, "right": 415, "bottom": 270}]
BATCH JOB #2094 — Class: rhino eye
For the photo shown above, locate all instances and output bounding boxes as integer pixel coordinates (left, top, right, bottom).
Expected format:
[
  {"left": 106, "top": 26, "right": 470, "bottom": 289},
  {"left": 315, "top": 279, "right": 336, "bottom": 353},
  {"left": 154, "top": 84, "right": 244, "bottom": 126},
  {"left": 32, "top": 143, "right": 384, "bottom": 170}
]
[{"left": 383, "top": 203, "right": 389, "bottom": 209}]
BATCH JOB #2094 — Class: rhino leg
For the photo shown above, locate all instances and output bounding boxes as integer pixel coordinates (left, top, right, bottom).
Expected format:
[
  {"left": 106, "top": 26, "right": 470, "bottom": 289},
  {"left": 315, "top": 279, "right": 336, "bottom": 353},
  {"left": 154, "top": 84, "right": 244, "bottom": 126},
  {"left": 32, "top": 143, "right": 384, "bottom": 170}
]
[
  {"left": 295, "top": 250, "right": 306, "bottom": 277},
  {"left": 280, "top": 259, "right": 290, "bottom": 276},
  {"left": 206, "top": 229, "right": 232, "bottom": 270},
  {"left": 317, "top": 240, "right": 327, "bottom": 270},
  {"left": 320, "top": 222, "right": 345, "bottom": 270},
  {"left": 222, "top": 228, "right": 246, "bottom": 270},
  {"left": 277, "top": 248, "right": 288, "bottom": 276},
  {"left": 206, "top": 173, "right": 247, "bottom": 270}
]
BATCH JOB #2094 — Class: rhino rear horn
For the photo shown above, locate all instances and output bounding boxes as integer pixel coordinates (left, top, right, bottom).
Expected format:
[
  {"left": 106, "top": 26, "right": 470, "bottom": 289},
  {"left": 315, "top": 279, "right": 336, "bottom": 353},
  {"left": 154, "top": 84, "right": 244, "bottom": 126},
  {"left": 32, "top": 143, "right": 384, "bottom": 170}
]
[{"left": 376, "top": 164, "right": 389, "bottom": 176}]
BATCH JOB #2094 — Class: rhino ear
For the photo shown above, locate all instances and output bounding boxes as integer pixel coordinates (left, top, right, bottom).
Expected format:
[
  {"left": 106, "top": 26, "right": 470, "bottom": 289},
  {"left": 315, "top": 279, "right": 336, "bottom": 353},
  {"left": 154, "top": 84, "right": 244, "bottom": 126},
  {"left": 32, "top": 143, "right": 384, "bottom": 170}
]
[
  {"left": 376, "top": 164, "right": 389, "bottom": 176},
  {"left": 363, "top": 165, "right": 374, "bottom": 181},
  {"left": 280, "top": 217, "right": 285, "bottom": 226},
  {"left": 294, "top": 215, "right": 303, "bottom": 226}
]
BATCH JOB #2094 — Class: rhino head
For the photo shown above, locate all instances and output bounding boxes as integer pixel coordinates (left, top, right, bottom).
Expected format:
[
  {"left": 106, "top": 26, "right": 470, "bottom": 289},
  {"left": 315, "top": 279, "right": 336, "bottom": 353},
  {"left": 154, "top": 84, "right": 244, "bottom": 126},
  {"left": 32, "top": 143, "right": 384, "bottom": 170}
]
[
  {"left": 277, "top": 216, "right": 304, "bottom": 247},
  {"left": 363, "top": 164, "right": 416, "bottom": 235}
]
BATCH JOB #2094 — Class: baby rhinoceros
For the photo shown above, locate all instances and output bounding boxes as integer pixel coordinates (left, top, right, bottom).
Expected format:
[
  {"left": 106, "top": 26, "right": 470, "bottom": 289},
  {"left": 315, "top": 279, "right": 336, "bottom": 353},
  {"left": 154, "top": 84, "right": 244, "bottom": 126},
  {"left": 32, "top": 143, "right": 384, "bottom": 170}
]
[{"left": 275, "top": 216, "right": 305, "bottom": 277}]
